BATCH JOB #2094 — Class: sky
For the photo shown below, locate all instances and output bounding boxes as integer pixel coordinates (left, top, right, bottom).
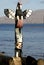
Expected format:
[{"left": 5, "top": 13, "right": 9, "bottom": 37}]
[{"left": 0, "top": 0, "right": 44, "bottom": 16}]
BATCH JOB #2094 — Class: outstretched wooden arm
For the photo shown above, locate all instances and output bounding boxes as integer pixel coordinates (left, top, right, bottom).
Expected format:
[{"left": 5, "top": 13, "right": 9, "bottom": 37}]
[
  {"left": 4, "top": 9, "right": 15, "bottom": 19},
  {"left": 4, "top": 9, "right": 32, "bottom": 20},
  {"left": 23, "top": 9, "right": 32, "bottom": 19}
]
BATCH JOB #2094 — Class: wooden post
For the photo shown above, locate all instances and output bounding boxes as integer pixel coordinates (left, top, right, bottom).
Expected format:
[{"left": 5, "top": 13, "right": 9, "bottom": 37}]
[
  {"left": 15, "top": 25, "right": 23, "bottom": 57},
  {"left": 15, "top": 2, "right": 23, "bottom": 57}
]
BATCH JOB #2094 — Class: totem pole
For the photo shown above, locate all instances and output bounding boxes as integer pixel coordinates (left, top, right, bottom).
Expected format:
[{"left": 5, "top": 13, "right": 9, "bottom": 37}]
[
  {"left": 15, "top": 2, "right": 23, "bottom": 57},
  {"left": 4, "top": 1, "right": 32, "bottom": 57}
]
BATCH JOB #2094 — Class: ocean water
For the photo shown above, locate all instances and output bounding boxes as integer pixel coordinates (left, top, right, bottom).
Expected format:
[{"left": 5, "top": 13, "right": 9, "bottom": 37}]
[{"left": 0, "top": 24, "right": 44, "bottom": 59}]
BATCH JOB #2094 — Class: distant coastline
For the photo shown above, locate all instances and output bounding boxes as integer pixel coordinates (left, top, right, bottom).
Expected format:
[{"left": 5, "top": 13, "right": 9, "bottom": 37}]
[{"left": 0, "top": 9, "right": 44, "bottom": 24}]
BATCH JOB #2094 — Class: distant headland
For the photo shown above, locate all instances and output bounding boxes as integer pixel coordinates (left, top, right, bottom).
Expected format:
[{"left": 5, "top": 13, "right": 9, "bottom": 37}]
[{"left": 0, "top": 9, "right": 44, "bottom": 24}]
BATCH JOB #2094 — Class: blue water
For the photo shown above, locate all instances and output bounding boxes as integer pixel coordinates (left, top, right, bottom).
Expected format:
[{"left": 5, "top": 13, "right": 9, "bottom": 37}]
[{"left": 0, "top": 24, "right": 44, "bottom": 59}]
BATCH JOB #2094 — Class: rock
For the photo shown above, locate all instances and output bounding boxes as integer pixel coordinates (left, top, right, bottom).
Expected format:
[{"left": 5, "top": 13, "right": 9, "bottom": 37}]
[
  {"left": 0, "top": 53, "right": 13, "bottom": 65},
  {"left": 9, "top": 57, "right": 22, "bottom": 65},
  {"left": 0, "top": 54, "right": 44, "bottom": 65},
  {"left": 13, "top": 57, "right": 22, "bottom": 65},
  {"left": 26, "top": 56, "right": 37, "bottom": 65},
  {"left": 0, "top": 53, "right": 22, "bottom": 65},
  {"left": 37, "top": 59, "right": 44, "bottom": 65}
]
